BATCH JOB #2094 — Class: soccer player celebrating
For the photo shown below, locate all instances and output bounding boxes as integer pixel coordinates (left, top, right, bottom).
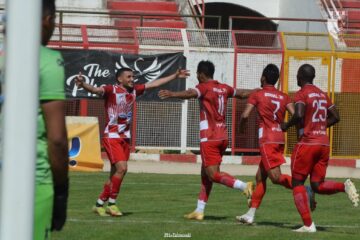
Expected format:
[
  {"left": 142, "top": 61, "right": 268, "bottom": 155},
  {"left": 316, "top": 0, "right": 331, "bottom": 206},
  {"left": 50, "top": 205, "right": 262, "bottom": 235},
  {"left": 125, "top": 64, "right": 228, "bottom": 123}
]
[
  {"left": 76, "top": 67, "right": 189, "bottom": 216},
  {"left": 236, "top": 64, "right": 300, "bottom": 224},
  {"left": 158, "top": 60, "right": 254, "bottom": 220},
  {"left": 281, "top": 64, "right": 359, "bottom": 232}
]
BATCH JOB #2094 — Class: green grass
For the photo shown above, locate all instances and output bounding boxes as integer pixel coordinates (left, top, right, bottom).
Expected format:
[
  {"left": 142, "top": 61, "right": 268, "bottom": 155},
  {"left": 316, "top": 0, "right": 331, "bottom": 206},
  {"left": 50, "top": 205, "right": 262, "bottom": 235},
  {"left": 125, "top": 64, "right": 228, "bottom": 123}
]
[{"left": 53, "top": 172, "right": 360, "bottom": 240}]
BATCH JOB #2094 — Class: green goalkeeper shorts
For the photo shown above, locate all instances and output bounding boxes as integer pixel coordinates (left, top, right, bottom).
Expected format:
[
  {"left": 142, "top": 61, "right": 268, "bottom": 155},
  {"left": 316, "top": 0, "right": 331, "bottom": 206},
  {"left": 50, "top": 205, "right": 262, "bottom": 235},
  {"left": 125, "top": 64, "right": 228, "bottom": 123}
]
[{"left": 34, "top": 183, "right": 54, "bottom": 240}]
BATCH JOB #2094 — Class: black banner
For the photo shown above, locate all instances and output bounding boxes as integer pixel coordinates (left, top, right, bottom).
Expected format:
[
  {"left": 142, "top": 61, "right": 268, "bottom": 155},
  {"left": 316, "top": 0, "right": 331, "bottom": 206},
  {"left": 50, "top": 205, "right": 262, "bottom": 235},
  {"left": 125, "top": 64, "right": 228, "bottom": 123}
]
[{"left": 60, "top": 50, "right": 186, "bottom": 101}]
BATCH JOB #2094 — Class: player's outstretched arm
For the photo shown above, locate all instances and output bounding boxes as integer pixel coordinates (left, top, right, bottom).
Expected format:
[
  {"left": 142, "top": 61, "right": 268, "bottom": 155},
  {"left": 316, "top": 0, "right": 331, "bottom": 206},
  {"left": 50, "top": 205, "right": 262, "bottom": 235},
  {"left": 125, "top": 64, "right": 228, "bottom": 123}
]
[
  {"left": 286, "top": 102, "right": 295, "bottom": 115},
  {"left": 75, "top": 72, "right": 104, "bottom": 96},
  {"left": 234, "top": 88, "right": 260, "bottom": 99},
  {"left": 327, "top": 105, "right": 340, "bottom": 127},
  {"left": 158, "top": 89, "right": 198, "bottom": 100},
  {"left": 145, "top": 69, "right": 190, "bottom": 90},
  {"left": 239, "top": 103, "right": 255, "bottom": 133},
  {"left": 281, "top": 102, "right": 304, "bottom": 131},
  {"left": 42, "top": 100, "right": 69, "bottom": 231}
]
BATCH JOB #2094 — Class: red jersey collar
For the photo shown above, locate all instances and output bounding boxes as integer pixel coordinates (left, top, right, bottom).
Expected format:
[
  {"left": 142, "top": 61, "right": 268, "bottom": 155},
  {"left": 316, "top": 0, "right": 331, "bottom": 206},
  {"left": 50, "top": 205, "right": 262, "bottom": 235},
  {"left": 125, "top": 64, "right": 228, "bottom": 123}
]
[
  {"left": 262, "top": 85, "right": 276, "bottom": 90},
  {"left": 205, "top": 79, "right": 218, "bottom": 84},
  {"left": 115, "top": 84, "right": 133, "bottom": 93},
  {"left": 301, "top": 83, "right": 314, "bottom": 89}
]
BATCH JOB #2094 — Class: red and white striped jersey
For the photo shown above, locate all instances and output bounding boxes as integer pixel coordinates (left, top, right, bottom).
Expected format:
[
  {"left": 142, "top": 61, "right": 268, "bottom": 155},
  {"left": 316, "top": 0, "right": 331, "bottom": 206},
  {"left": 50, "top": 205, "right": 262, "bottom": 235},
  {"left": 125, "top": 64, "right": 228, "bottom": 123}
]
[
  {"left": 194, "top": 80, "right": 235, "bottom": 142},
  {"left": 102, "top": 84, "right": 145, "bottom": 139}
]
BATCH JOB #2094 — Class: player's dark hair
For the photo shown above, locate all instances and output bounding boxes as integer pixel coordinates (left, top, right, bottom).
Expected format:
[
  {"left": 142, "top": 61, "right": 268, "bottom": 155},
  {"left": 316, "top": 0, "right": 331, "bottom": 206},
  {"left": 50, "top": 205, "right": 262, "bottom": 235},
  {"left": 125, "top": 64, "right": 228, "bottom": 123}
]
[
  {"left": 298, "top": 64, "right": 315, "bottom": 83},
  {"left": 116, "top": 68, "right": 133, "bottom": 79},
  {"left": 262, "top": 64, "right": 279, "bottom": 85},
  {"left": 42, "top": 0, "right": 56, "bottom": 17},
  {"left": 197, "top": 60, "right": 215, "bottom": 78}
]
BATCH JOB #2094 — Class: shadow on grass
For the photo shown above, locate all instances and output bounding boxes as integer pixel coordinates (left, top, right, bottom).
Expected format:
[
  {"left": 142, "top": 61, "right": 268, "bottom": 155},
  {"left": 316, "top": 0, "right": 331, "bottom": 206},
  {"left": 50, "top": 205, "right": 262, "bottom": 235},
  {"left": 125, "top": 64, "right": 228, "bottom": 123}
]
[
  {"left": 256, "top": 222, "right": 339, "bottom": 233},
  {"left": 204, "top": 216, "right": 228, "bottom": 221},
  {"left": 121, "top": 212, "right": 133, "bottom": 217},
  {"left": 256, "top": 221, "right": 296, "bottom": 230}
]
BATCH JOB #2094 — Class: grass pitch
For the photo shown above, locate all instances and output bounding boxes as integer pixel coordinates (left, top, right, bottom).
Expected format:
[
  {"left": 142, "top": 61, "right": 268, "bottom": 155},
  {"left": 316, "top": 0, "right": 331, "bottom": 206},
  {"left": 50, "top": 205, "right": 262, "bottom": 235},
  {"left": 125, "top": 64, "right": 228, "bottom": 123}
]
[{"left": 53, "top": 172, "right": 360, "bottom": 240}]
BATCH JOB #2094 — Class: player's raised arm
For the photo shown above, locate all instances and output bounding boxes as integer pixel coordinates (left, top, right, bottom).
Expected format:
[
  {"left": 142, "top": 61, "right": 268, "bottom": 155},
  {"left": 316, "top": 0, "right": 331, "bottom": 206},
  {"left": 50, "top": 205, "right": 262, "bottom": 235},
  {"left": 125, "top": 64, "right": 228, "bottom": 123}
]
[
  {"left": 145, "top": 69, "right": 190, "bottom": 90},
  {"left": 158, "top": 89, "right": 198, "bottom": 100},
  {"left": 281, "top": 102, "right": 305, "bottom": 131},
  {"left": 75, "top": 72, "right": 104, "bottom": 96}
]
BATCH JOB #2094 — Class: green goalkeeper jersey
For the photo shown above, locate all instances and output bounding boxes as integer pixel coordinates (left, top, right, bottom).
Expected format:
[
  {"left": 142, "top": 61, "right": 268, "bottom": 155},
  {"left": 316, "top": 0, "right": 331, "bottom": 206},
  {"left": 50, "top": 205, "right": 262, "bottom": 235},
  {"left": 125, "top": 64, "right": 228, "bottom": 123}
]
[{"left": 37, "top": 46, "right": 65, "bottom": 184}]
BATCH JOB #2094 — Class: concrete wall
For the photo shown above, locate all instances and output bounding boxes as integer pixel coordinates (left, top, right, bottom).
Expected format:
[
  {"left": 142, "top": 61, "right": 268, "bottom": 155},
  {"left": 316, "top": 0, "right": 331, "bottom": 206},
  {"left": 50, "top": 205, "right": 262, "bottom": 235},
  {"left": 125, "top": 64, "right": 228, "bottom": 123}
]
[
  {"left": 0, "top": 0, "right": 108, "bottom": 25},
  {"left": 57, "top": 0, "right": 104, "bottom": 10},
  {"left": 0, "top": 0, "right": 104, "bottom": 9},
  {"left": 187, "top": 51, "right": 234, "bottom": 88},
  {"left": 57, "top": 0, "right": 108, "bottom": 25},
  {"left": 204, "top": 0, "right": 280, "bottom": 18},
  {"left": 203, "top": 0, "right": 326, "bottom": 32},
  {"left": 278, "top": 0, "right": 327, "bottom": 32}
]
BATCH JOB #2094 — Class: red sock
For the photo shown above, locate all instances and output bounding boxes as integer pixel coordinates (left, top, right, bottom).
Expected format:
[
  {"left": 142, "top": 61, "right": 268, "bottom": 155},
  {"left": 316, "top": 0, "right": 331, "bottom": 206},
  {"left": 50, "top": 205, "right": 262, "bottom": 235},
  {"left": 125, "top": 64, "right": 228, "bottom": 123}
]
[
  {"left": 251, "top": 181, "right": 267, "bottom": 208},
  {"left": 278, "top": 174, "right": 292, "bottom": 189},
  {"left": 109, "top": 175, "right": 123, "bottom": 200},
  {"left": 213, "top": 172, "right": 236, "bottom": 188},
  {"left": 99, "top": 182, "right": 111, "bottom": 202},
  {"left": 317, "top": 181, "right": 345, "bottom": 194},
  {"left": 293, "top": 185, "right": 312, "bottom": 226},
  {"left": 198, "top": 175, "right": 213, "bottom": 202}
]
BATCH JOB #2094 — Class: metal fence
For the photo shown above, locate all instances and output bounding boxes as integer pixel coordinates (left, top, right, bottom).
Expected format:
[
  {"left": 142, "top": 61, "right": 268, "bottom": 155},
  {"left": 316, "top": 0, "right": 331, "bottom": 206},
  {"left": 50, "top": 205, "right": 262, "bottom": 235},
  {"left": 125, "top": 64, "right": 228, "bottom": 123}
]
[{"left": 59, "top": 25, "right": 360, "bottom": 158}]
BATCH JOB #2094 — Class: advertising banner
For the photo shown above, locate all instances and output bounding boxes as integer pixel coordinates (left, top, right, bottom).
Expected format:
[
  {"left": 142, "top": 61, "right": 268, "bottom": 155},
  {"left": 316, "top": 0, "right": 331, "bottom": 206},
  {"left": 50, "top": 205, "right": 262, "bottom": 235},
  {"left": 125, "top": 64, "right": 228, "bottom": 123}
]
[
  {"left": 61, "top": 50, "right": 186, "bottom": 101},
  {"left": 66, "top": 116, "right": 103, "bottom": 171}
]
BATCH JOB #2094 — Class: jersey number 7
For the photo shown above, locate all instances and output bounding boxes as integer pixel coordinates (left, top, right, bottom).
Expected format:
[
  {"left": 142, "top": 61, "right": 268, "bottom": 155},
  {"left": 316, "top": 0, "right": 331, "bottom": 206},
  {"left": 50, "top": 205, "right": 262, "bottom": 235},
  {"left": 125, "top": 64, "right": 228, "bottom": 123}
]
[{"left": 271, "top": 100, "right": 280, "bottom": 120}]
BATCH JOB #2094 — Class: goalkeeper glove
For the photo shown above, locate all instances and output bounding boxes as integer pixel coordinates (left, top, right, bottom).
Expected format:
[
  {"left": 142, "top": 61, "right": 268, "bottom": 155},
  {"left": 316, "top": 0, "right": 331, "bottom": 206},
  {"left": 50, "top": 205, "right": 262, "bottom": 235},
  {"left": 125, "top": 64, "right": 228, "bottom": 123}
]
[{"left": 51, "top": 178, "right": 69, "bottom": 231}]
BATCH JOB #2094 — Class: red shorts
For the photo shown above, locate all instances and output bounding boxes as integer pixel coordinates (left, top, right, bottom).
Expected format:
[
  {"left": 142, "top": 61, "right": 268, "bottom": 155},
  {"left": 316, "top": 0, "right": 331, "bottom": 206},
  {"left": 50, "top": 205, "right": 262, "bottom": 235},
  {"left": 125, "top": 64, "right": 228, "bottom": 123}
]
[
  {"left": 291, "top": 144, "right": 329, "bottom": 182},
  {"left": 102, "top": 138, "right": 130, "bottom": 164},
  {"left": 259, "top": 143, "right": 286, "bottom": 172},
  {"left": 200, "top": 140, "right": 228, "bottom": 167}
]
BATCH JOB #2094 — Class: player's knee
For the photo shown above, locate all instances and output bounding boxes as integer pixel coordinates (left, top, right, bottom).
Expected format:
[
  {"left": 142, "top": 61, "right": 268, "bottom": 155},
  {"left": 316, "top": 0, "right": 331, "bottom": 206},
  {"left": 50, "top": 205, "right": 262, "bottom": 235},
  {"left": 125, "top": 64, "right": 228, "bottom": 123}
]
[
  {"left": 204, "top": 169, "right": 217, "bottom": 182},
  {"left": 116, "top": 166, "right": 127, "bottom": 176},
  {"left": 269, "top": 176, "right": 280, "bottom": 184},
  {"left": 208, "top": 171, "right": 222, "bottom": 183},
  {"left": 255, "top": 175, "right": 263, "bottom": 183},
  {"left": 310, "top": 182, "right": 320, "bottom": 193},
  {"left": 268, "top": 172, "right": 280, "bottom": 184},
  {"left": 208, "top": 174, "right": 216, "bottom": 182},
  {"left": 292, "top": 178, "right": 305, "bottom": 187}
]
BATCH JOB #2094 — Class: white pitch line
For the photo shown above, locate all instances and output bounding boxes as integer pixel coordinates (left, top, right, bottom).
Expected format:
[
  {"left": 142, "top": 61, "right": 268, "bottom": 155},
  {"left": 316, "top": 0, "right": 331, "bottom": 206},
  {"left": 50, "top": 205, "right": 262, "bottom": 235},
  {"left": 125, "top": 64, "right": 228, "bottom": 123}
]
[
  {"left": 67, "top": 218, "right": 360, "bottom": 229},
  {"left": 71, "top": 181, "right": 282, "bottom": 189}
]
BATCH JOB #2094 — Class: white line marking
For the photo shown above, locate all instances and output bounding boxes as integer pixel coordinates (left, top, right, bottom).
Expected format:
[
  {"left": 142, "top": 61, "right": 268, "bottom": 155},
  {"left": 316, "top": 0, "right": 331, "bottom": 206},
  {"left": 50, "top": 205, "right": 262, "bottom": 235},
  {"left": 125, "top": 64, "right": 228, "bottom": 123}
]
[
  {"left": 72, "top": 181, "right": 283, "bottom": 189},
  {"left": 67, "top": 218, "right": 360, "bottom": 229}
]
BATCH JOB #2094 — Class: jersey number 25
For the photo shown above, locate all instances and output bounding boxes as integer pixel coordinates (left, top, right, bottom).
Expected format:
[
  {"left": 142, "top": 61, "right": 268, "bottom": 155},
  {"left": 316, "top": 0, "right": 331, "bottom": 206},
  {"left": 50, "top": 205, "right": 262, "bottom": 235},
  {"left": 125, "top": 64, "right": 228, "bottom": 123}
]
[{"left": 312, "top": 99, "right": 327, "bottom": 122}]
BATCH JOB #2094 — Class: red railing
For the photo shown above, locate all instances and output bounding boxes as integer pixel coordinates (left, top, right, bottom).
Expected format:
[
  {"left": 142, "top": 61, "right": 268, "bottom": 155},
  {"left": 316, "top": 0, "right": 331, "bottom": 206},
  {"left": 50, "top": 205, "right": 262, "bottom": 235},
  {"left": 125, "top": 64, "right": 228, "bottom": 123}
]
[{"left": 194, "top": 0, "right": 205, "bottom": 28}]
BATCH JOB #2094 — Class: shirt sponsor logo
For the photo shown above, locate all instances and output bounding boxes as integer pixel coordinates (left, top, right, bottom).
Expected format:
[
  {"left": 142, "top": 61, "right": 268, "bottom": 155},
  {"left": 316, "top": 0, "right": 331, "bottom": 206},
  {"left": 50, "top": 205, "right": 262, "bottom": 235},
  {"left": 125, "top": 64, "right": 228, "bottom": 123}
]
[
  {"left": 271, "top": 126, "right": 282, "bottom": 132},
  {"left": 312, "top": 130, "right": 327, "bottom": 135},
  {"left": 119, "top": 112, "right": 132, "bottom": 119}
]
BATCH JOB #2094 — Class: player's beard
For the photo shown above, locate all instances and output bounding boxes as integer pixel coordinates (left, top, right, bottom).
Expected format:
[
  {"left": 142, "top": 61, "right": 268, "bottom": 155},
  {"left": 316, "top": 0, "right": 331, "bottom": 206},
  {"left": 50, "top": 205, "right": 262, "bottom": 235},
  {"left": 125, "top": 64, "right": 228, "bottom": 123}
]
[{"left": 123, "top": 84, "right": 134, "bottom": 92}]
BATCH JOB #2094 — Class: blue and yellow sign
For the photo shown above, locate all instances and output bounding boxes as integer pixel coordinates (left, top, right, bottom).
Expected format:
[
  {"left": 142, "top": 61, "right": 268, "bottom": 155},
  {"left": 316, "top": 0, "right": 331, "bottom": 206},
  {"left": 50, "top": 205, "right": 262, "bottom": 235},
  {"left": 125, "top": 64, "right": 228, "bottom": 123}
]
[{"left": 66, "top": 116, "right": 103, "bottom": 171}]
